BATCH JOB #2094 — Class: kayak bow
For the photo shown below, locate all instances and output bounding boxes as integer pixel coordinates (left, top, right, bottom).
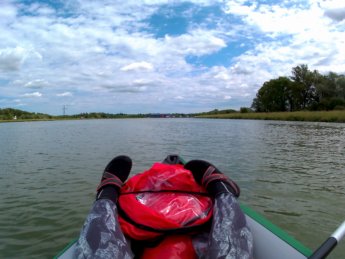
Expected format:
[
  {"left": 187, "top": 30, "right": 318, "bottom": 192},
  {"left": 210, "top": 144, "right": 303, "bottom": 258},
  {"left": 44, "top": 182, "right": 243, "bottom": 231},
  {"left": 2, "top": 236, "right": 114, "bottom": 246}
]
[{"left": 56, "top": 155, "right": 344, "bottom": 258}]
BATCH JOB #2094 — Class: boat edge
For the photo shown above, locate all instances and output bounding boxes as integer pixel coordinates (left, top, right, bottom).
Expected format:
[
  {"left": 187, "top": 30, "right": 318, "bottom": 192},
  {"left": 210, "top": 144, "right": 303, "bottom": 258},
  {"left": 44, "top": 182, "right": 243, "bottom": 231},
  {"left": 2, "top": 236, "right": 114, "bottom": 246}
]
[
  {"left": 240, "top": 203, "right": 312, "bottom": 257},
  {"left": 54, "top": 238, "right": 77, "bottom": 259}
]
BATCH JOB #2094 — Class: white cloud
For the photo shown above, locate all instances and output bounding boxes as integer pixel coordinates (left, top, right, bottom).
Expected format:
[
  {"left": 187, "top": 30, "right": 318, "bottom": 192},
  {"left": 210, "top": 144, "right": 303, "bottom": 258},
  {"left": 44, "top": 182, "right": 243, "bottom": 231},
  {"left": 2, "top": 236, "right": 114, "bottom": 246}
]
[
  {"left": 222, "top": 0, "right": 345, "bottom": 74},
  {"left": 25, "top": 79, "right": 49, "bottom": 89},
  {"left": 214, "top": 67, "right": 231, "bottom": 81},
  {"left": 57, "top": 92, "right": 73, "bottom": 97},
  {"left": 225, "top": 2, "right": 326, "bottom": 37},
  {"left": 164, "top": 30, "right": 226, "bottom": 56},
  {"left": 0, "top": 2, "right": 17, "bottom": 23},
  {"left": 22, "top": 92, "right": 42, "bottom": 98},
  {"left": 224, "top": 1, "right": 257, "bottom": 16},
  {"left": 0, "top": 0, "right": 343, "bottom": 113},
  {"left": 319, "top": 0, "right": 345, "bottom": 20},
  {"left": 121, "top": 62, "right": 154, "bottom": 71},
  {"left": 324, "top": 7, "right": 345, "bottom": 21},
  {"left": 319, "top": 0, "right": 345, "bottom": 10},
  {"left": 0, "top": 47, "right": 27, "bottom": 71},
  {"left": 132, "top": 79, "right": 158, "bottom": 86}
]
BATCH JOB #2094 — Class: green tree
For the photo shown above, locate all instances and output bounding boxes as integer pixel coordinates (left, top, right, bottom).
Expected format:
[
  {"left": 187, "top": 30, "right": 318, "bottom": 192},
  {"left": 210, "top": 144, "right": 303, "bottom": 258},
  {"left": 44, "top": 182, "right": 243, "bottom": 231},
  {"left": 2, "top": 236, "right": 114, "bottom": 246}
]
[
  {"left": 290, "top": 64, "right": 321, "bottom": 109},
  {"left": 252, "top": 77, "right": 292, "bottom": 112},
  {"left": 251, "top": 64, "right": 345, "bottom": 112},
  {"left": 284, "top": 81, "right": 304, "bottom": 111},
  {"left": 336, "top": 75, "right": 345, "bottom": 99},
  {"left": 314, "top": 72, "right": 345, "bottom": 110},
  {"left": 240, "top": 107, "right": 252, "bottom": 113}
]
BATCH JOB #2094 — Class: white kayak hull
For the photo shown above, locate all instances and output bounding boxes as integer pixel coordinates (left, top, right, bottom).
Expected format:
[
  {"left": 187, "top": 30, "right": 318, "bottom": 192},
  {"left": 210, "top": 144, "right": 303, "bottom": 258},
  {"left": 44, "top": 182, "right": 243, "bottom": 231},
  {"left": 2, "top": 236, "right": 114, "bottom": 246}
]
[{"left": 242, "top": 204, "right": 311, "bottom": 259}]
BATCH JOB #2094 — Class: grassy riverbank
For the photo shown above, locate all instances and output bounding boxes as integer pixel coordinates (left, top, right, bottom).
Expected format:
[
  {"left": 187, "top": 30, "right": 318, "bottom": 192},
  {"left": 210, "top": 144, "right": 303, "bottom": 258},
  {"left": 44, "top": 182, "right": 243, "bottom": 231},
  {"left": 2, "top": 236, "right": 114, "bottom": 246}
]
[
  {"left": 196, "top": 110, "right": 345, "bottom": 123},
  {"left": 2, "top": 108, "right": 345, "bottom": 123},
  {"left": 0, "top": 117, "right": 140, "bottom": 123},
  {"left": 0, "top": 118, "right": 82, "bottom": 123}
]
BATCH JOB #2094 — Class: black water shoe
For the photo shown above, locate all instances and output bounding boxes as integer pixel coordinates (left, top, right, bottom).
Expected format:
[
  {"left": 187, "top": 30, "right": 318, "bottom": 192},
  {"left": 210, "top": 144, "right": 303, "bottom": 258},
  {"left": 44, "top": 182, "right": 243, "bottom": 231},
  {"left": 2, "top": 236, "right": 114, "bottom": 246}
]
[
  {"left": 96, "top": 155, "right": 132, "bottom": 203},
  {"left": 162, "top": 154, "right": 185, "bottom": 165},
  {"left": 184, "top": 160, "right": 240, "bottom": 198}
]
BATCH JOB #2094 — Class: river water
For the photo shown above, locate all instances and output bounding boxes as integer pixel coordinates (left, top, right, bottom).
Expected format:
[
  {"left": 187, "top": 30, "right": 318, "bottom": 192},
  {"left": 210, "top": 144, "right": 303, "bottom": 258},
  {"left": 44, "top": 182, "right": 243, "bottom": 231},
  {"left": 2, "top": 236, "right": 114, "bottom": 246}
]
[{"left": 0, "top": 118, "right": 344, "bottom": 258}]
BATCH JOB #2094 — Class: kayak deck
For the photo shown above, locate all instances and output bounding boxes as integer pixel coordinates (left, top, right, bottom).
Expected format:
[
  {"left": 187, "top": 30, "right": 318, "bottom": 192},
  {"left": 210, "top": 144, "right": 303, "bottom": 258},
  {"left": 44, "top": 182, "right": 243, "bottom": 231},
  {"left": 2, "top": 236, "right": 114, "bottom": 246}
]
[{"left": 55, "top": 205, "right": 312, "bottom": 259}]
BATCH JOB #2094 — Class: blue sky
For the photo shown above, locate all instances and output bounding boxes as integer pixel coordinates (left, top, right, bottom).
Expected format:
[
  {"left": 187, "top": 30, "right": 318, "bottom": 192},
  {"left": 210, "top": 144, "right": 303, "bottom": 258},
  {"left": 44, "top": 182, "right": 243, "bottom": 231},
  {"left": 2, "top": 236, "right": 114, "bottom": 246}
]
[{"left": 0, "top": 0, "right": 344, "bottom": 115}]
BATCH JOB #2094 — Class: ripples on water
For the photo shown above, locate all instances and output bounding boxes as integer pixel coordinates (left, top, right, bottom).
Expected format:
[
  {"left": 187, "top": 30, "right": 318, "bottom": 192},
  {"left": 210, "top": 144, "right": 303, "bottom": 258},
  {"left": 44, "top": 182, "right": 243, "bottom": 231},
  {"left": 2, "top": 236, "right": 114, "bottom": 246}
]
[{"left": 0, "top": 119, "right": 344, "bottom": 258}]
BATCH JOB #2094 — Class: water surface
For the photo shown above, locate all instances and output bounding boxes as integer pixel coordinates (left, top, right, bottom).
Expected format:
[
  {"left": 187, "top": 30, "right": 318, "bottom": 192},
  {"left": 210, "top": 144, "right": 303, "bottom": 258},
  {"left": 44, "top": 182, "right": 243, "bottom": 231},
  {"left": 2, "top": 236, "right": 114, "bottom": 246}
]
[{"left": 0, "top": 119, "right": 344, "bottom": 258}]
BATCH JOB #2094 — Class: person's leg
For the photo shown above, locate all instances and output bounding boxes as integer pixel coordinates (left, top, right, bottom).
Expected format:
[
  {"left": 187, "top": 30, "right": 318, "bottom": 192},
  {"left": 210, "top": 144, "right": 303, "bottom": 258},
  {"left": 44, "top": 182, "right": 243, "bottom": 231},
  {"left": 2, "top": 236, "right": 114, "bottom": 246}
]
[
  {"left": 75, "top": 199, "right": 133, "bottom": 258},
  {"left": 207, "top": 193, "right": 253, "bottom": 258},
  {"left": 75, "top": 156, "right": 134, "bottom": 259},
  {"left": 185, "top": 160, "right": 253, "bottom": 259}
]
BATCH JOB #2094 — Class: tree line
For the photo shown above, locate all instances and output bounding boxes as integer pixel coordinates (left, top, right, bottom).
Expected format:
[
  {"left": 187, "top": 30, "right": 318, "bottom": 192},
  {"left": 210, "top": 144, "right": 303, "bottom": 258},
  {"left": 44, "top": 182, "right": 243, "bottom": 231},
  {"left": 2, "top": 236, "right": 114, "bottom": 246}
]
[
  {"left": 0, "top": 108, "right": 190, "bottom": 120},
  {"left": 251, "top": 65, "right": 345, "bottom": 112},
  {"left": 0, "top": 108, "right": 53, "bottom": 120}
]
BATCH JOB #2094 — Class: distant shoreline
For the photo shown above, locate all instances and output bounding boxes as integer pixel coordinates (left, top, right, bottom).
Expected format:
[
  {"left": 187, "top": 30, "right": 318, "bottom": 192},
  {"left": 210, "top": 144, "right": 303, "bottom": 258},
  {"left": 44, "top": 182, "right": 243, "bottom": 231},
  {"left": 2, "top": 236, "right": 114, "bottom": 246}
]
[
  {"left": 1, "top": 110, "right": 345, "bottom": 123},
  {"left": 0, "top": 117, "right": 142, "bottom": 123},
  {"left": 0, "top": 116, "right": 190, "bottom": 123},
  {"left": 196, "top": 110, "right": 345, "bottom": 123}
]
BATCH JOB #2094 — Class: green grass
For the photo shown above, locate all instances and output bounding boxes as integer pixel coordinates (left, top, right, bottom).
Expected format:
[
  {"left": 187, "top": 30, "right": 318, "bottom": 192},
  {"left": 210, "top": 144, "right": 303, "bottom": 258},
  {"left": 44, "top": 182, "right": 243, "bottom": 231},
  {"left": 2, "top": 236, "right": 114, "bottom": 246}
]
[
  {"left": 0, "top": 118, "right": 57, "bottom": 123},
  {"left": 0, "top": 117, "right": 129, "bottom": 123},
  {"left": 196, "top": 110, "right": 345, "bottom": 123}
]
